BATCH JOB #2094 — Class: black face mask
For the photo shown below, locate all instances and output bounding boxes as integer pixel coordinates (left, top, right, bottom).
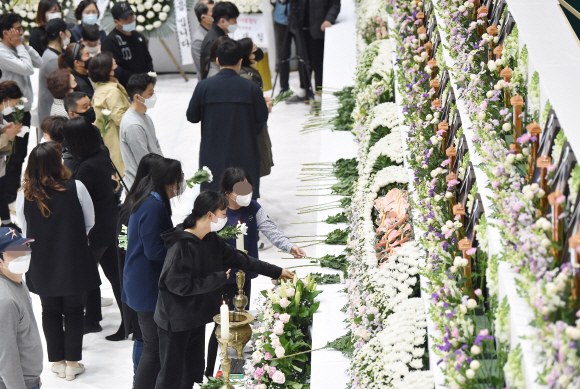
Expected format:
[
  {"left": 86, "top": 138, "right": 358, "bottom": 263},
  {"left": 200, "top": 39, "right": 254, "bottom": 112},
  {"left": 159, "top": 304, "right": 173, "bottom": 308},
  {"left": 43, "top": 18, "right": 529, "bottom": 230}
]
[
  {"left": 76, "top": 107, "right": 96, "bottom": 123},
  {"left": 254, "top": 48, "right": 264, "bottom": 63}
]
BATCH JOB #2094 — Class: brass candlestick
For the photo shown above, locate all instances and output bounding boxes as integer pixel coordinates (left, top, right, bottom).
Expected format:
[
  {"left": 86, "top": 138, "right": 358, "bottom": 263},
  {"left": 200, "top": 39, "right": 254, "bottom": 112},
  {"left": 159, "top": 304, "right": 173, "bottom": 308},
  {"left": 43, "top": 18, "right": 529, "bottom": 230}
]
[
  {"left": 219, "top": 335, "right": 234, "bottom": 389},
  {"left": 233, "top": 270, "right": 248, "bottom": 313}
]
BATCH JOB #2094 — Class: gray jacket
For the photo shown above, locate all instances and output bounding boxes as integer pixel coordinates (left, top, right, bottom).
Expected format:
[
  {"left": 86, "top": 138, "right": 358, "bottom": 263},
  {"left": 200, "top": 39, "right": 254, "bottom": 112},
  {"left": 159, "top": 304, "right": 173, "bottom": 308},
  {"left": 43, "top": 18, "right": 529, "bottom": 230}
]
[
  {"left": 207, "top": 62, "right": 220, "bottom": 79},
  {"left": 38, "top": 47, "right": 60, "bottom": 125},
  {"left": 191, "top": 25, "right": 208, "bottom": 82},
  {"left": 0, "top": 275, "right": 43, "bottom": 389},
  {"left": 0, "top": 42, "right": 42, "bottom": 111}
]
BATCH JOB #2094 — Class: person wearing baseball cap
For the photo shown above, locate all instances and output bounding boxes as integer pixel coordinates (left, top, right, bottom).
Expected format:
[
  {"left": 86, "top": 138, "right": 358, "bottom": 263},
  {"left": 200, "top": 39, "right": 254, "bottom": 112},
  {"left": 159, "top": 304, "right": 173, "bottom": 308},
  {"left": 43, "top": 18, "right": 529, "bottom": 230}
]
[
  {"left": 101, "top": 1, "right": 154, "bottom": 88},
  {"left": 0, "top": 227, "right": 43, "bottom": 389}
]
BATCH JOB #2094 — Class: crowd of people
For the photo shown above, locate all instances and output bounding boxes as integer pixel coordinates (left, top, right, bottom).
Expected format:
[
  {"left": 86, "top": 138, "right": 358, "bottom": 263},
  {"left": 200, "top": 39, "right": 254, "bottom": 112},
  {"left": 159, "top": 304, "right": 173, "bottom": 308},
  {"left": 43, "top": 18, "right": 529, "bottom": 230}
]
[{"left": 0, "top": 0, "right": 340, "bottom": 388}]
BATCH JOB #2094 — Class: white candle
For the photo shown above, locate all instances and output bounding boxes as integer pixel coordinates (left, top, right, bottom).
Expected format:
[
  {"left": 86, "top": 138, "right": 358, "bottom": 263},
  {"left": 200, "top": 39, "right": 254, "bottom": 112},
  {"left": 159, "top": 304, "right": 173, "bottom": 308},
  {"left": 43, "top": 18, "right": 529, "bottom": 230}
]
[
  {"left": 236, "top": 220, "right": 244, "bottom": 252},
  {"left": 220, "top": 301, "right": 229, "bottom": 341}
]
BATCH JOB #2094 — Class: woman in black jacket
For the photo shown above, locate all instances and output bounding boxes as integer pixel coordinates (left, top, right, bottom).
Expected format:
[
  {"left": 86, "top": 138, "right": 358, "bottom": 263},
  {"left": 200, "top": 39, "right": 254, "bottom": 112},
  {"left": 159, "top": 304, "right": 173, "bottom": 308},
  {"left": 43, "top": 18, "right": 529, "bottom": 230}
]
[
  {"left": 29, "top": 0, "right": 64, "bottom": 55},
  {"left": 59, "top": 43, "right": 95, "bottom": 100},
  {"left": 63, "top": 117, "right": 124, "bottom": 341},
  {"left": 153, "top": 191, "right": 295, "bottom": 388},
  {"left": 16, "top": 142, "right": 99, "bottom": 381}
]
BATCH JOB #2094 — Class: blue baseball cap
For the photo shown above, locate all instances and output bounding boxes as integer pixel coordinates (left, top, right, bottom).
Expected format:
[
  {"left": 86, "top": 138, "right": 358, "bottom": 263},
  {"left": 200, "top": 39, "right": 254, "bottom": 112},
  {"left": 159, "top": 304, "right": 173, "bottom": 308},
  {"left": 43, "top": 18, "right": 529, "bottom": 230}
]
[{"left": 0, "top": 227, "right": 33, "bottom": 252}]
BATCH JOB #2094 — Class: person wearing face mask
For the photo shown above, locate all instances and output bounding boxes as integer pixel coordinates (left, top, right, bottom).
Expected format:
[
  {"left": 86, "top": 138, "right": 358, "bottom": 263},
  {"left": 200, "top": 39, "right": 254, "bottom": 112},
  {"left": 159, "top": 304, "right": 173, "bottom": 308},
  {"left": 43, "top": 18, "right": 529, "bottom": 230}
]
[
  {"left": 16, "top": 141, "right": 99, "bottom": 382},
  {"left": 46, "top": 68, "right": 77, "bottom": 118},
  {"left": 154, "top": 190, "right": 294, "bottom": 388},
  {"left": 89, "top": 51, "right": 131, "bottom": 176},
  {"left": 0, "top": 227, "right": 44, "bottom": 389},
  {"left": 80, "top": 24, "right": 102, "bottom": 57},
  {"left": 120, "top": 73, "right": 163, "bottom": 191},
  {"left": 0, "top": 13, "right": 43, "bottom": 205},
  {"left": 123, "top": 157, "right": 183, "bottom": 389},
  {"left": 63, "top": 117, "right": 125, "bottom": 341},
  {"left": 0, "top": 81, "right": 24, "bottom": 233},
  {"left": 70, "top": 0, "right": 107, "bottom": 44},
  {"left": 29, "top": 0, "right": 63, "bottom": 55},
  {"left": 203, "top": 167, "right": 305, "bottom": 377},
  {"left": 199, "top": 1, "right": 239, "bottom": 80},
  {"left": 101, "top": 2, "right": 154, "bottom": 88},
  {"left": 59, "top": 42, "right": 96, "bottom": 100},
  {"left": 38, "top": 18, "right": 70, "bottom": 132},
  {"left": 192, "top": 0, "right": 214, "bottom": 82}
]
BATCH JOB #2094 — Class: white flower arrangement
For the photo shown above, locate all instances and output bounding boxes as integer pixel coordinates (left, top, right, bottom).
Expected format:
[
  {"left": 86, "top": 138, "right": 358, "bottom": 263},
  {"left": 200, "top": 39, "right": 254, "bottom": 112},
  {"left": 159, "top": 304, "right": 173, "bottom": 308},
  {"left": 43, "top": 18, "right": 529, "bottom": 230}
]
[{"left": 225, "top": 0, "right": 263, "bottom": 14}]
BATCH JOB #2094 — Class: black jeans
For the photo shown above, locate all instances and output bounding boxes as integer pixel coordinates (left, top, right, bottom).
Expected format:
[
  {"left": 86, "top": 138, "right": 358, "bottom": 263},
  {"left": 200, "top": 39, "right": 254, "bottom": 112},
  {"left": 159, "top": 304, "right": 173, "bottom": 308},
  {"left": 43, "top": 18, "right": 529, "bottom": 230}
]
[
  {"left": 3, "top": 111, "right": 30, "bottom": 203},
  {"left": 39, "top": 293, "right": 86, "bottom": 362},
  {"left": 274, "top": 22, "right": 293, "bottom": 90},
  {"left": 205, "top": 281, "right": 252, "bottom": 378},
  {"left": 134, "top": 311, "right": 160, "bottom": 389},
  {"left": 85, "top": 244, "right": 123, "bottom": 325},
  {"left": 155, "top": 324, "right": 206, "bottom": 389}
]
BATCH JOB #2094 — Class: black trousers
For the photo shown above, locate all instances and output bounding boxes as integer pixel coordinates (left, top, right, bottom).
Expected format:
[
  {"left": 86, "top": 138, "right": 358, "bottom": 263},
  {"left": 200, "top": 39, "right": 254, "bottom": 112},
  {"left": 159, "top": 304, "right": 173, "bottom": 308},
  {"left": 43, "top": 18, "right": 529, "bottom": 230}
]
[
  {"left": 0, "top": 176, "right": 10, "bottom": 222},
  {"left": 274, "top": 22, "right": 293, "bottom": 91},
  {"left": 205, "top": 281, "right": 252, "bottom": 378},
  {"left": 39, "top": 293, "right": 86, "bottom": 362},
  {"left": 306, "top": 35, "right": 325, "bottom": 92},
  {"left": 85, "top": 244, "right": 123, "bottom": 325},
  {"left": 134, "top": 311, "right": 160, "bottom": 389},
  {"left": 4, "top": 111, "right": 30, "bottom": 204},
  {"left": 155, "top": 325, "right": 206, "bottom": 389}
]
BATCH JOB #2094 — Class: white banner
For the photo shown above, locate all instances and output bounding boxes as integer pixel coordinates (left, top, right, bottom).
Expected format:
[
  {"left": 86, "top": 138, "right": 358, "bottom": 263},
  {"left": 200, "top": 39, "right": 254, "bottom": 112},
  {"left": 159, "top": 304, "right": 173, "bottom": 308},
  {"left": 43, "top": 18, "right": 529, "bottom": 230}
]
[
  {"left": 230, "top": 14, "right": 266, "bottom": 47},
  {"left": 174, "top": 0, "right": 194, "bottom": 65}
]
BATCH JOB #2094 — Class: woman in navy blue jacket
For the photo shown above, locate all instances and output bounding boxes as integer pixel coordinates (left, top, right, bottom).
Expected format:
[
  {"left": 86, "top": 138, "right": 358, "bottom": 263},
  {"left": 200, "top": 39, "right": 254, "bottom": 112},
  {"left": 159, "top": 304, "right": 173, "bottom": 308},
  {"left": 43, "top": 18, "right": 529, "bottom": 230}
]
[{"left": 122, "top": 157, "right": 184, "bottom": 389}]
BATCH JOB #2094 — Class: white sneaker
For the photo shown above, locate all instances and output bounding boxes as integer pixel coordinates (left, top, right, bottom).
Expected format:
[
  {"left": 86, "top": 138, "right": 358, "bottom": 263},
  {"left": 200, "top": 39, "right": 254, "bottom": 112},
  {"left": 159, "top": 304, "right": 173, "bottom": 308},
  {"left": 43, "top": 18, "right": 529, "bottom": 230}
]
[
  {"left": 66, "top": 364, "right": 85, "bottom": 381},
  {"left": 101, "top": 297, "right": 113, "bottom": 307},
  {"left": 51, "top": 362, "right": 66, "bottom": 378}
]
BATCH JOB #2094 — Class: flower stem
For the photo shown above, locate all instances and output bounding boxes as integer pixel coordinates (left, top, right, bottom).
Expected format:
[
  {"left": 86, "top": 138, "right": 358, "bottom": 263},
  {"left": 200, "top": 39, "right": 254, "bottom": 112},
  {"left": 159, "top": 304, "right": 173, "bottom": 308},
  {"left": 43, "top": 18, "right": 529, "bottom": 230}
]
[{"left": 269, "top": 345, "right": 330, "bottom": 361}]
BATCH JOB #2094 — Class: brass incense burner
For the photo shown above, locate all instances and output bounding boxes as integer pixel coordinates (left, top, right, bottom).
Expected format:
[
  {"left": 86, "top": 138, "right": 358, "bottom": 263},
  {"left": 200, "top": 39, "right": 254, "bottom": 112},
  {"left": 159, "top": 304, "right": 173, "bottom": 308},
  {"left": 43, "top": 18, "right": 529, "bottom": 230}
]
[{"left": 213, "top": 270, "right": 255, "bottom": 359}]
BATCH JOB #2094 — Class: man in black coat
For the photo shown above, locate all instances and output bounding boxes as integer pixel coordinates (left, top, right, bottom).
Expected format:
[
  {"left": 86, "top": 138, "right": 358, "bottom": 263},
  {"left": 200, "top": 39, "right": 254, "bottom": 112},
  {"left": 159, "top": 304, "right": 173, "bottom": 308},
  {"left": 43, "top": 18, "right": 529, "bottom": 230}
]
[
  {"left": 199, "top": 1, "right": 239, "bottom": 80},
  {"left": 187, "top": 39, "right": 269, "bottom": 199},
  {"left": 101, "top": 2, "right": 154, "bottom": 88},
  {"left": 286, "top": 0, "right": 341, "bottom": 103}
]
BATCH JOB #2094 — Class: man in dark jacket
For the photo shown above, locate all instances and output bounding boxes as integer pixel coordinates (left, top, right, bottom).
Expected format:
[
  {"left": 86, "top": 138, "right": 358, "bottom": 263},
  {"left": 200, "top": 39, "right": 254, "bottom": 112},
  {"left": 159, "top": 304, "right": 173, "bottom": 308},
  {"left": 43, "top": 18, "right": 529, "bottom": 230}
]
[
  {"left": 186, "top": 39, "right": 269, "bottom": 199},
  {"left": 286, "top": 0, "right": 341, "bottom": 103},
  {"left": 199, "top": 1, "right": 239, "bottom": 80},
  {"left": 101, "top": 2, "right": 154, "bottom": 88}
]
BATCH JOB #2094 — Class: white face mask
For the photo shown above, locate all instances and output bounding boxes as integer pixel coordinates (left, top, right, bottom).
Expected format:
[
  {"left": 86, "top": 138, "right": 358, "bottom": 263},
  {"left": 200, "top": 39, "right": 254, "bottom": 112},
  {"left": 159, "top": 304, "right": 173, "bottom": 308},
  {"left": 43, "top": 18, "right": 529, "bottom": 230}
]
[
  {"left": 139, "top": 93, "right": 157, "bottom": 109},
  {"left": 1, "top": 102, "right": 14, "bottom": 116},
  {"left": 3, "top": 254, "right": 31, "bottom": 274},
  {"left": 40, "top": 137, "right": 49, "bottom": 143},
  {"left": 210, "top": 213, "right": 227, "bottom": 232},
  {"left": 233, "top": 192, "right": 252, "bottom": 207},
  {"left": 86, "top": 44, "right": 100, "bottom": 56},
  {"left": 62, "top": 36, "right": 70, "bottom": 48},
  {"left": 226, "top": 21, "right": 238, "bottom": 34},
  {"left": 47, "top": 12, "right": 62, "bottom": 21},
  {"left": 172, "top": 180, "right": 186, "bottom": 196}
]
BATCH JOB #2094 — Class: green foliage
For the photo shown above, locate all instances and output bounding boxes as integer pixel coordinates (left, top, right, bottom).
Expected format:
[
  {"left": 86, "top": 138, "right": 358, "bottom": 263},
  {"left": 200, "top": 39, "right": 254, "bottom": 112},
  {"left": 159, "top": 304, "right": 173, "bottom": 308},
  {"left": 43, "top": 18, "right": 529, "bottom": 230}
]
[
  {"left": 318, "top": 254, "right": 348, "bottom": 271},
  {"left": 369, "top": 125, "right": 392, "bottom": 148},
  {"left": 217, "top": 225, "right": 241, "bottom": 240},
  {"left": 324, "top": 228, "right": 349, "bottom": 245},
  {"left": 273, "top": 90, "right": 295, "bottom": 106},
  {"left": 327, "top": 331, "right": 354, "bottom": 358},
  {"left": 186, "top": 168, "right": 213, "bottom": 188},
  {"left": 200, "top": 377, "right": 226, "bottom": 389},
  {"left": 332, "top": 87, "right": 356, "bottom": 131},
  {"left": 324, "top": 212, "right": 348, "bottom": 224},
  {"left": 311, "top": 273, "right": 341, "bottom": 284}
]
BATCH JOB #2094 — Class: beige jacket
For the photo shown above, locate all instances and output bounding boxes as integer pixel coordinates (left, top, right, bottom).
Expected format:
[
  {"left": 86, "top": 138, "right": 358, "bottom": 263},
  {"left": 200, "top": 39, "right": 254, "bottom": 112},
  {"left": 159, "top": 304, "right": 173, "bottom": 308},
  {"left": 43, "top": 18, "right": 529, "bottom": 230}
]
[{"left": 92, "top": 81, "right": 130, "bottom": 175}]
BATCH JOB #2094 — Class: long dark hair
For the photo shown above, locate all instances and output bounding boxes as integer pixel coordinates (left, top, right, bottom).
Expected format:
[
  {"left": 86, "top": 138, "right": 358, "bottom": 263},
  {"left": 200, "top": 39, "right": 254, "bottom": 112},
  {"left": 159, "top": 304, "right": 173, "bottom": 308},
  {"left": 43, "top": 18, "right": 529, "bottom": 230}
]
[
  {"left": 202, "top": 36, "right": 229, "bottom": 79},
  {"left": 129, "top": 157, "right": 183, "bottom": 217},
  {"left": 59, "top": 42, "right": 84, "bottom": 69},
  {"left": 220, "top": 167, "right": 253, "bottom": 195},
  {"left": 238, "top": 37, "right": 254, "bottom": 68},
  {"left": 62, "top": 117, "right": 101, "bottom": 160},
  {"left": 183, "top": 190, "right": 228, "bottom": 229},
  {"left": 22, "top": 142, "right": 70, "bottom": 217}
]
